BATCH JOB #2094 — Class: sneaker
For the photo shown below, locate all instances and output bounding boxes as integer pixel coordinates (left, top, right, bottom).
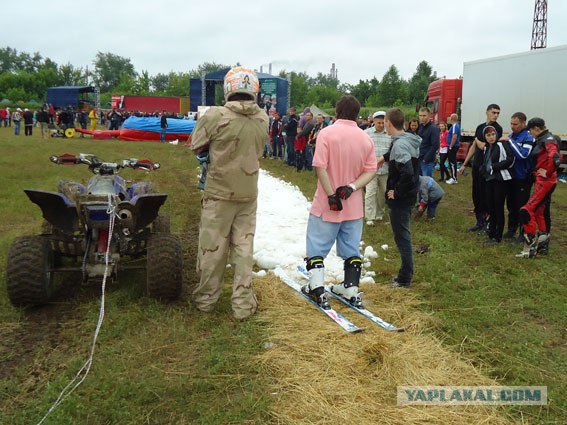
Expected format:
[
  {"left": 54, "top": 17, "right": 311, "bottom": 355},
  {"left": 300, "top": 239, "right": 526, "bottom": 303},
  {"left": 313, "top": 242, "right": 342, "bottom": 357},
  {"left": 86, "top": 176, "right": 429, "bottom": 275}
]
[
  {"left": 366, "top": 220, "right": 375, "bottom": 226},
  {"left": 445, "top": 178, "right": 456, "bottom": 185},
  {"left": 391, "top": 276, "right": 411, "bottom": 288},
  {"left": 468, "top": 224, "right": 483, "bottom": 232}
]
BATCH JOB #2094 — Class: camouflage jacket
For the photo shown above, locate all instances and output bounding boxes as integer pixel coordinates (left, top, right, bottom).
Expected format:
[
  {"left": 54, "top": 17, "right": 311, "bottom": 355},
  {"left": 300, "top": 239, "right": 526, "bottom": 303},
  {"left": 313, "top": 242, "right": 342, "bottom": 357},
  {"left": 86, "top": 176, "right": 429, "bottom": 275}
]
[{"left": 191, "top": 101, "right": 269, "bottom": 202}]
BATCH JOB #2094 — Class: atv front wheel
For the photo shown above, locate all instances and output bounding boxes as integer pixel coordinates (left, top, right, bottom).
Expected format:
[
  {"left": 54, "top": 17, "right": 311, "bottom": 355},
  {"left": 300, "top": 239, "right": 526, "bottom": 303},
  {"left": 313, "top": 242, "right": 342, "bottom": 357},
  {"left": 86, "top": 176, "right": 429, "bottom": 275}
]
[
  {"left": 6, "top": 236, "right": 55, "bottom": 306},
  {"left": 146, "top": 234, "right": 182, "bottom": 300}
]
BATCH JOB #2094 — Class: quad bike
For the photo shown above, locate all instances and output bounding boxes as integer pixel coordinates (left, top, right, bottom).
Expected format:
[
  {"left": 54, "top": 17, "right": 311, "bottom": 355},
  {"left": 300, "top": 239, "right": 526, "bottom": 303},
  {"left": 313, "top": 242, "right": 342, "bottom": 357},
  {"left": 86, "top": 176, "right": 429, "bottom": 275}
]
[{"left": 6, "top": 153, "right": 183, "bottom": 306}]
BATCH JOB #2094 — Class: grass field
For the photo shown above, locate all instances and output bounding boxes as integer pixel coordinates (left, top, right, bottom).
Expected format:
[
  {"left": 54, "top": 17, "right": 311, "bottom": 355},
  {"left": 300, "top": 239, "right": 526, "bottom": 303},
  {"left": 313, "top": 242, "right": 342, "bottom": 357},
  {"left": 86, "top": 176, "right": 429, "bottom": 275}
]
[{"left": 0, "top": 126, "right": 565, "bottom": 424}]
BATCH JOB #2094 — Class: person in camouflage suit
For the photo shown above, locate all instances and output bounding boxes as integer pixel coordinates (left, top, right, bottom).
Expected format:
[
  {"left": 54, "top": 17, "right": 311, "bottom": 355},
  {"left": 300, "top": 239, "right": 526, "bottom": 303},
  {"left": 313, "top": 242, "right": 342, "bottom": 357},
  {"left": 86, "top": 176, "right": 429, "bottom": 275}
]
[{"left": 191, "top": 66, "right": 269, "bottom": 320}]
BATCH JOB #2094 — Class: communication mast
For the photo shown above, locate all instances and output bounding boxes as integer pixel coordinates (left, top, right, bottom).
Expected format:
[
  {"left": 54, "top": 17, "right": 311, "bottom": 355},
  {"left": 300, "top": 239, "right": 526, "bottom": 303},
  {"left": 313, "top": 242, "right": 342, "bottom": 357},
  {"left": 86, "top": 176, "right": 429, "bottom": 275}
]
[{"left": 531, "top": 0, "right": 548, "bottom": 49}]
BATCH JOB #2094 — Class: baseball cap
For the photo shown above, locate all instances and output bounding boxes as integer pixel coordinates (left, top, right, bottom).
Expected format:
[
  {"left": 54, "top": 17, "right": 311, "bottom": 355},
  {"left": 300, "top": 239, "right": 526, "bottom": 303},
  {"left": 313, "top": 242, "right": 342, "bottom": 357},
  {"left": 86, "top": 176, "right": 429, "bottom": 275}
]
[{"left": 372, "top": 111, "right": 386, "bottom": 119}]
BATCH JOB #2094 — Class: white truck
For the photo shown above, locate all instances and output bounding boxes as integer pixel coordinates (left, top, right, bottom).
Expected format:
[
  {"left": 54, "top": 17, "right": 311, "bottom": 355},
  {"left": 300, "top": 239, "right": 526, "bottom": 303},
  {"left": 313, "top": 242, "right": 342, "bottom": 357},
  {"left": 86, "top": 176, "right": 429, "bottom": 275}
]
[{"left": 426, "top": 45, "right": 567, "bottom": 169}]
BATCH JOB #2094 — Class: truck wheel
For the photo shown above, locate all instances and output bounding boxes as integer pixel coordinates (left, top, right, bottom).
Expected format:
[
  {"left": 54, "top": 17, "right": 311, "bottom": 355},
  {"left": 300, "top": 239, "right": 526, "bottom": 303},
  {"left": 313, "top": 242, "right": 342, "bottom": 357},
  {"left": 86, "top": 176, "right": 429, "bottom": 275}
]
[
  {"left": 152, "top": 214, "right": 171, "bottom": 234},
  {"left": 6, "top": 236, "right": 55, "bottom": 306},
  {"left": 146, "top": 234, "right": 182, "bottom": 300}
]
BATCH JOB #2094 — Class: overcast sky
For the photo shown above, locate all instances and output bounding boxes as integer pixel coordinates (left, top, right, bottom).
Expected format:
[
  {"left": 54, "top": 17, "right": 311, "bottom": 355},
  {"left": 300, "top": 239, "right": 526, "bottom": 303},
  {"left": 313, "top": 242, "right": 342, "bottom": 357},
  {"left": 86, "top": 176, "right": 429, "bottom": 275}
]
[{"left": 5, "top": 0, "right": 567, "bottom": 85}]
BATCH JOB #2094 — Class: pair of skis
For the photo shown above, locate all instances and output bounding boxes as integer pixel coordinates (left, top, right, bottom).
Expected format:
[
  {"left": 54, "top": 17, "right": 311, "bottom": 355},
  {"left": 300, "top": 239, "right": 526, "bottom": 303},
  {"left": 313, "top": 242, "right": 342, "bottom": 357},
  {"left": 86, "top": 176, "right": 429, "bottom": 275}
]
[{"left": 273, "top": 267, "right": 403, "bottom": 333}]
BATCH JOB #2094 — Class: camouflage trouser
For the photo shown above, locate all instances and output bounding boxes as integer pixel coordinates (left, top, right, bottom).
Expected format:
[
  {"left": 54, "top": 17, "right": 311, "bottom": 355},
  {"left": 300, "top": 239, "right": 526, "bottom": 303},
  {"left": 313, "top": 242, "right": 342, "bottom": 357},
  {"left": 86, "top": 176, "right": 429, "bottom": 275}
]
[{"left": 193, "top": 196, "right": 258, "bottom": 319}]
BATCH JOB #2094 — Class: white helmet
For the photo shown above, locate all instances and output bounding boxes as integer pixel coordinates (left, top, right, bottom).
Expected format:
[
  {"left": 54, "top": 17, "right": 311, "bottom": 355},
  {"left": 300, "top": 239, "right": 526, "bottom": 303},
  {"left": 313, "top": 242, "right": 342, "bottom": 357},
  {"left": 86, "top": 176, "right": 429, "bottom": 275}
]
[{"left": 223, "top": 66, "right": 259, "bottom": 101}]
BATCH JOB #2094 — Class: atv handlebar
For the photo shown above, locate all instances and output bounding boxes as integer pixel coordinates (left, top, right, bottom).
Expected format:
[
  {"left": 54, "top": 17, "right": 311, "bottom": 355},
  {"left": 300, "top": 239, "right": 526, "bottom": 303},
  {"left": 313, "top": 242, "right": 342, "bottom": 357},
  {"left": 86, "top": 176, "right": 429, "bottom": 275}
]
[{"left": 50, "top": 154, "right": 160, "bottom": 174}]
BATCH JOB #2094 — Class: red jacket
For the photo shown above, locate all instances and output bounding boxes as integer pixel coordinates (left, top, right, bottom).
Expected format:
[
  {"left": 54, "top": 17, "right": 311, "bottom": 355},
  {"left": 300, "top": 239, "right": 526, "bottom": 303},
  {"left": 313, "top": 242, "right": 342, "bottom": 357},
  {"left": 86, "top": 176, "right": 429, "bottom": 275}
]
[{"left": 532, "top": 130, "right": 561, "bottom": 182}]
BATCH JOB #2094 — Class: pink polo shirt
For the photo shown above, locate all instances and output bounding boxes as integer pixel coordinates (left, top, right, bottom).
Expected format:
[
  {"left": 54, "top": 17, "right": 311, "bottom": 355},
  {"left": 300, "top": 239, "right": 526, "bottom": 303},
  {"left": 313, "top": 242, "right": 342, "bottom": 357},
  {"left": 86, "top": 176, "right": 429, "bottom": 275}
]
[{"left": 311, "top": 119, "right": 377, "bottom": 222}]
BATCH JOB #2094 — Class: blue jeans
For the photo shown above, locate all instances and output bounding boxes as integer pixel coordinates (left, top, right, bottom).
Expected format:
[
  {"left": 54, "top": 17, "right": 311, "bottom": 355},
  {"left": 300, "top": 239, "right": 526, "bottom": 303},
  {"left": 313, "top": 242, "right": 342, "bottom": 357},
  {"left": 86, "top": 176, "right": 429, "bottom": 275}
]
[
  {"left": 306, "top": 214, "right": 362, "bottom": 260},
  {"left": 419, "top": 161, "right": 434, "bottom": 177},
  {"left": 389, "top": 205, "right": 413, "bottom": 283},
  {"left": 426, "top": 198, "right": 442, "bottom": 218},
  {"left": 305, "top": 144, "right": 313, "bottom": 170},
  {"left": 14, "top": 121, "right": 21, "bottom": 135},
  {"left": 160, "top": 127, "right": 166, "bottom": 142},
  {"left": 285, "top": 135, "right": 296, "bottom": 165}
]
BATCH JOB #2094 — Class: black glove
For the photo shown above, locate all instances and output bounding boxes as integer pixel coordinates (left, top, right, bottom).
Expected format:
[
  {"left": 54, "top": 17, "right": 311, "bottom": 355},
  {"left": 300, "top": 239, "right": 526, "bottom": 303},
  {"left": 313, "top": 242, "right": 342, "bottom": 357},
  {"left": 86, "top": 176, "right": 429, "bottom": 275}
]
[
  {"left": 335, "top": 184, "right": 354, "bottom": 200},
  {"left": 328, "top": 194, "right": 343, "bottom": 211}
]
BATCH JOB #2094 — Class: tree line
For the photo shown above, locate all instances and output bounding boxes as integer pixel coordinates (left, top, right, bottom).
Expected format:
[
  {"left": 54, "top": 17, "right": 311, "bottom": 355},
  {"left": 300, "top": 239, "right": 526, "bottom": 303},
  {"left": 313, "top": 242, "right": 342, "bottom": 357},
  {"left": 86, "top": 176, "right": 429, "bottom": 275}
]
[{"left": 0, "top": 47, "right": 437, "bottom": 109}]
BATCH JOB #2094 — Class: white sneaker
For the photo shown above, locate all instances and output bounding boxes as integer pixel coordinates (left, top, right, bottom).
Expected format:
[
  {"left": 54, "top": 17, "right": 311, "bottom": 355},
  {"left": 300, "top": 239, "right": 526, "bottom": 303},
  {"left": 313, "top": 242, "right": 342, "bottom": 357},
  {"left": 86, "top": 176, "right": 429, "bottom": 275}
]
[
  {"left": 445, "top": 178, "right": 456, "bottom": 185},
  {"left": 366, "top": 220, "right": 375, "bottom": 226}
]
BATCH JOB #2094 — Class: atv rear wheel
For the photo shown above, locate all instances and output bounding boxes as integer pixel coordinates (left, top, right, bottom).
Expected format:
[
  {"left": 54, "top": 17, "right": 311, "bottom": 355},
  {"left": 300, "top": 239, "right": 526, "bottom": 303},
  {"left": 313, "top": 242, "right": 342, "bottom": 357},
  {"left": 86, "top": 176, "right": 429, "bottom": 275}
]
[
  {"left": 146, "top": 234, "right": 182, "bottom": 300},
  {"left": 6, "top": 236, "right": 55, "bottom": 306},
  {"left": 152, "top": 213, "right": 171, "bottom": 234}
]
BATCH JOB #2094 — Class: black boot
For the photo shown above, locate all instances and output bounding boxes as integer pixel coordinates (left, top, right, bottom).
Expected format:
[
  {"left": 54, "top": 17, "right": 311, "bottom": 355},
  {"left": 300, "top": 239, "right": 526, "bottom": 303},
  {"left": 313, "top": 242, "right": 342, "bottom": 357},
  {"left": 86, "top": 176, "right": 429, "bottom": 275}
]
[{"left": 330, "top": 256, "right": 363, "bottom": 308}]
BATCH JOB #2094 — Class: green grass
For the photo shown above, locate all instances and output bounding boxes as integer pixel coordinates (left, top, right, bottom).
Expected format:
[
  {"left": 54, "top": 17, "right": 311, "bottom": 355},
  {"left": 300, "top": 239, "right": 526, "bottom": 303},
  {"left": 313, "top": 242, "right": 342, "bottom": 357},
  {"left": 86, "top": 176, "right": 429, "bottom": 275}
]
[
  {"left": 0, "top": 129, "right": 271, "bottom": 424},
  {"left": 261, "top": 158, "right": 567, "bottom": 424},
  {"left": 0, "top": 127, "right": 565, "bottom": 424}
]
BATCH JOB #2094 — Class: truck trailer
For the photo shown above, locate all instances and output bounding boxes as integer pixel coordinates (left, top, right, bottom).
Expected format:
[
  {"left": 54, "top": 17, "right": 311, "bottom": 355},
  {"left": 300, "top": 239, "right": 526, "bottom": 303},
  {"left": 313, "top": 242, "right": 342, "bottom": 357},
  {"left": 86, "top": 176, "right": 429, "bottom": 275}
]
[{"left": 425, "top": 45, "right": 567, "bottom": 165}]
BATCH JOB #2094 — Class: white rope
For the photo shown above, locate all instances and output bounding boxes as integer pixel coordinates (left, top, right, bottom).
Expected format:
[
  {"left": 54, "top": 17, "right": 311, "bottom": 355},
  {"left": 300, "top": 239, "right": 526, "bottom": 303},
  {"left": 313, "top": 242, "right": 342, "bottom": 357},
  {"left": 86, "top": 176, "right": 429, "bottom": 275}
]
[{"left": 36, "top": 194, "right": 116, "bottom": 425}]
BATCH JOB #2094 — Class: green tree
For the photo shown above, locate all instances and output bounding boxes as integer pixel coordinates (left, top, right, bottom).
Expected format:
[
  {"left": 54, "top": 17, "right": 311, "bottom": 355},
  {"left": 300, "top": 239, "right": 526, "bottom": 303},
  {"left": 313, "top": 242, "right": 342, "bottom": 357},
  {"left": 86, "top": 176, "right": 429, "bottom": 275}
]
[
  {"left": 59, "top": 62, "right": 85, "bottom": 86},
  {"left": 188, "top": 61, "right": 229, "bottom": 79},
  {"left": 93, "top": 52, "right": 136, "bottom": 93},
  {"left": 376, "top": 65, "right": 406, "bottom": 106},
  {"left": 406, "top": 60, "right": 436, "bottom": 104},
  {"left": 151, "top": 73, "right": 169, "bottom": 94}
]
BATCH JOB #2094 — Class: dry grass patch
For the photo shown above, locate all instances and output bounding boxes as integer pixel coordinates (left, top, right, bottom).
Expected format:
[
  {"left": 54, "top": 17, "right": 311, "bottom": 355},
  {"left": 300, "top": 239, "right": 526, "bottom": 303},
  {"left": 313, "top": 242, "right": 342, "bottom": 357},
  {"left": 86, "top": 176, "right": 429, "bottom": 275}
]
[{"left": 255, "top": 274, "right": 515, "bottom": 425}]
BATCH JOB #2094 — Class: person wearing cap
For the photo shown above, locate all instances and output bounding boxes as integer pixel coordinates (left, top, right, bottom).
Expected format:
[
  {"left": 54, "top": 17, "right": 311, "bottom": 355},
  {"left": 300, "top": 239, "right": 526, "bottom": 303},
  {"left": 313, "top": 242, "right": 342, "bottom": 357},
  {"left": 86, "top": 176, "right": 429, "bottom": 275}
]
[
  {"left": 23, "top": 108, "right": 34, "bottom": 136},
  {"left": 459, "top": 104, "right": 503, "bottom": 232},
  {"left": 12, "top": 108, "right": 22, "bottom": 135},
  {"left": 364, "top": 110, "right": 392, "bottom": 224},
  {"left": 480, "top": 125, "right": 514, "bottom": 244},
  {"left": 190, "top": 66, "right": 269, "bottom": 320},
  {"left": 517, "top": 117, "right": 561, "bottom": 258}
]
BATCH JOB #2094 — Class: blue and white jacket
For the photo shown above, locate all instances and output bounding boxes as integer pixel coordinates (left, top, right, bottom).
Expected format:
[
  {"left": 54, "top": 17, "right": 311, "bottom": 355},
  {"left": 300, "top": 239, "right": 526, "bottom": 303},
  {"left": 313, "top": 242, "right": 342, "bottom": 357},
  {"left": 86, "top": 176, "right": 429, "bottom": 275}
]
[{"left": 508, "top": 129, "right": 534, "bottom": 180}]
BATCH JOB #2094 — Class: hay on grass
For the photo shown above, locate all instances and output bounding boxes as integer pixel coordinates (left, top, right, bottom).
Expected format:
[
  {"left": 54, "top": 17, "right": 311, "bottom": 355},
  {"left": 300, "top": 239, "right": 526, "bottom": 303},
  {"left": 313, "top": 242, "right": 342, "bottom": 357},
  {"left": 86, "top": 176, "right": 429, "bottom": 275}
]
[{"left": 255, "top": 274, "right": 514, "bottom": 425}]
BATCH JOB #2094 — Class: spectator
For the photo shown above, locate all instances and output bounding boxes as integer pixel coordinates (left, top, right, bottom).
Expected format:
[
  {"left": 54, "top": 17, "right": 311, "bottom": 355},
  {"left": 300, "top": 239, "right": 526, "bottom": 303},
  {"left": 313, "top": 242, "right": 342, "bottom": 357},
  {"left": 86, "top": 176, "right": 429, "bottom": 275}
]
[
  {"left": 88, "top": 108, "right": 98, "bottom": 131},
  {"left": 377, "top": 108, "right": 421, "bottom": 287},
  {"left": 13, "top": 108, "right": 22, "bottom": 135},
  {"left": 517, "top": 117, "right": 561, "bottom": 258},
  {"left": 407, "top": 117, "right": 419, "bottom": 134},
  {"left": 364, "top": 110, "right": 392, "bottom": 224},
  {"left": 190, "top": 66, "right": 268, "bottom": 320},
  {"left": 0, "top": 107, "right": 7, "bottom": 127},
  {"left": 160, "top": 111, "right": 168, "bottom": 143},
  {"left": 108, "top": 109, "right": 122, "bottom": 130},
  {"left": 459, "top": 104, "right": 503, "bottom": 232},
  {"left": 302, "top": 95, "right": 376, "bottom": 309},
  {"left": 438, "top": 121, "right": 449, "bottom": 182},
  {"left": 23, "top": 108, "right": 34, "bottom": 136},
  {"left": 37, "top": 107, "right": 50, "bottom": 139},
  {"left": 480, "top": 125, "right": 514, "bottom": 244},
  {"left": 269, "top": 111, "right": 284, "bottom": 159},
  {"left": 309, "top": 114, "right": 327, "bottom": 156},
  {"left": 295, "top": 111, "right": 314, "bottom": 171},
  {"left": 446, "top": 113, "right": 461, "bottom": 184},
  {"left": 417, "top": 107, "right": 439, "bottom": 177},
  {"left": 415, "top": 175, "right": 445, "bottom": 219},
  {"left": 283, "top": 107, "right": 299, "bottom": 166},
  {"left": 502, "top": 112, "right": 535, "bottom": 241}
]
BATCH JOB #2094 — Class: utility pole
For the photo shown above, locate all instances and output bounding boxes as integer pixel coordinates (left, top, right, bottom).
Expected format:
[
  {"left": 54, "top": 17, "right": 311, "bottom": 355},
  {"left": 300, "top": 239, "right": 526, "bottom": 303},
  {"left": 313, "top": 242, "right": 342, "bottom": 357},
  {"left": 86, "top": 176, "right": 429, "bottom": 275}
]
[{"left": 531, "top": 0, "right": 548, "bottom": 49}]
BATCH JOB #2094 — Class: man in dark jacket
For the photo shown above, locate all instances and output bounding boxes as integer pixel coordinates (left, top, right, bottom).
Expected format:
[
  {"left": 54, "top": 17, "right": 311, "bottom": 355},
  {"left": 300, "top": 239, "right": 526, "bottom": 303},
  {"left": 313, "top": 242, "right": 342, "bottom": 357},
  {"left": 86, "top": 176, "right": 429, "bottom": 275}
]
[
  {"left": 417, "top": 107, "right": 439, "bottom": 177},
  {"left": 378, "top": 108, "right": 421, "bottom": 287},
  {"left": 283, "top": 107, "right": 299, "bottom": 166},
  {"left": 160, "top": 111, "right": 168, "bottom": 143}
]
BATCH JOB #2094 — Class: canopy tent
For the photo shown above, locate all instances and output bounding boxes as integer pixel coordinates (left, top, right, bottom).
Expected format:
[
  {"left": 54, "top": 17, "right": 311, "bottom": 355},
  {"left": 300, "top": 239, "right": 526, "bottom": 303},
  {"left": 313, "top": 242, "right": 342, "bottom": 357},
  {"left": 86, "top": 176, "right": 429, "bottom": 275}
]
[
  {"left": 190, "top": 68, "right": 289, "bottom": 116},
  {"left": 308, "top": 104, "right": 331, "bottom": 119}
]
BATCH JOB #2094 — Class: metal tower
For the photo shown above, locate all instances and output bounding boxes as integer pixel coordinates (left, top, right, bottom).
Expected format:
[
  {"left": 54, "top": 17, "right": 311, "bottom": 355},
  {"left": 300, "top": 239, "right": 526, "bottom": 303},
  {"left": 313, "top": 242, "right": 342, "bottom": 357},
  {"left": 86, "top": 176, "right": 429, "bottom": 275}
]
[{"left": 531, "top": 0, "right": 548, "bottom": 49}]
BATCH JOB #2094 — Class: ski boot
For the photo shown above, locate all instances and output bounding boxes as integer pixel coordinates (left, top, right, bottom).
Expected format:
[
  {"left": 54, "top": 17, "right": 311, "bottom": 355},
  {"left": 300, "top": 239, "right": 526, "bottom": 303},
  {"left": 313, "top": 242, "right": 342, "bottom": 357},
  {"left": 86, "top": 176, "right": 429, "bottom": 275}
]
[
  {"left": 536, "top": 232, "right": 550, "bottom": 256},
  {"left": 301, "top": 256, "right": 330, "bottom": 310},
  {"left": 330, "top": 256, "right": 363, "bottom": 308},
  {"left": 516, "top": 233, "right": 538, "bottom": 258}
]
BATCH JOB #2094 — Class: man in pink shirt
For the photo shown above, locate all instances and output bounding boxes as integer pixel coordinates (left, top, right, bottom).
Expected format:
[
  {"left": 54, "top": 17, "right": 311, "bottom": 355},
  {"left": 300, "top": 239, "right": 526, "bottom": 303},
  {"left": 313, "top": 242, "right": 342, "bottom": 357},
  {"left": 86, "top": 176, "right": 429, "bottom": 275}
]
[{"left": 302, "top": 95, "right": 377, "bottom": 309}]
